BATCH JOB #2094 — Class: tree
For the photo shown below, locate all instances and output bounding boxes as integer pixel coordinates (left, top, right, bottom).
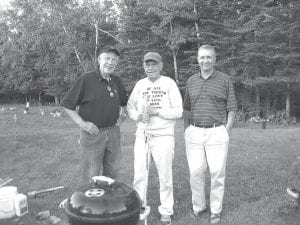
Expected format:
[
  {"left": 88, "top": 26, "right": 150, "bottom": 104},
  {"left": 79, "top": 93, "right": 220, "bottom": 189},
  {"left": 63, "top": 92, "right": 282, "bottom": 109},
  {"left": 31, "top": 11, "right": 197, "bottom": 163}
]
[
  {"left": 0, "top": 0, "right": 122, "bottom": 104},
  {"left": 146, "top": 0, "right": 194, "bottom": 82},
  {"left": 231, "top": 0, "right": 300, "bottom": 117}
]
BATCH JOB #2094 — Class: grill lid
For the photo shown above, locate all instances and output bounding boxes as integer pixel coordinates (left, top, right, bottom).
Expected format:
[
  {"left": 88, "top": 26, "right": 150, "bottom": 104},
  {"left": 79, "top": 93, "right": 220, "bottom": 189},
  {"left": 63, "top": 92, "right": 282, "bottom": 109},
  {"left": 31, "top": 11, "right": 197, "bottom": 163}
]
[{"left": 65, "top": 176, "right": 141, "bottom": 222}]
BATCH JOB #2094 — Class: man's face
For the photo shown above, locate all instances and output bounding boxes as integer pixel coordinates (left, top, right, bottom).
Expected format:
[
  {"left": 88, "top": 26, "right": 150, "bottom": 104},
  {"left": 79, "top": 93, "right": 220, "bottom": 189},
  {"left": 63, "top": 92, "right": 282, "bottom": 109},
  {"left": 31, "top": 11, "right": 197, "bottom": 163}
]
[
  {"left": 98, "top": 52, "right": 119, "bottom": 76},
  {"left": 197, "top": 48, "right": 216, "bottom": 72},
  {"left": 143, "top": 60, "right": 162, "bottom": 81}
]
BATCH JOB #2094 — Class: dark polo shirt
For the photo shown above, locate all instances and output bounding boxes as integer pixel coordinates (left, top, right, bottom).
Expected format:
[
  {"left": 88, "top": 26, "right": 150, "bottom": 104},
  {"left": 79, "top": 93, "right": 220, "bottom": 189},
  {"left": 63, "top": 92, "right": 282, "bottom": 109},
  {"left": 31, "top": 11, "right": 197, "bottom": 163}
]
[
  {"left": 61, "top": 67, "right": 128, "bottom": 128},
  {"left": 184, "top": 70, "right": 237, "bottom": 125}
]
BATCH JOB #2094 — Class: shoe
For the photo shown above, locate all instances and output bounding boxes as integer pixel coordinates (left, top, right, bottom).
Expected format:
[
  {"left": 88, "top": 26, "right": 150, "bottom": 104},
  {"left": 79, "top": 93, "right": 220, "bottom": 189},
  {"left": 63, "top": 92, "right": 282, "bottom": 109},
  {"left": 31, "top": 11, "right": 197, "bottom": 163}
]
[
  {"left": 189, "top": 208, "right": 207, "bottom": 218},
  {"left": 160, "top": 214, "right": 172, "bottom": 225},
  {"left": 139, "top": 206, "right": 151, "bottom": 220},
  {"left": 210, "top": 213, "right": 221, "bottom": 224},
  {"left": 287, "top": 187, "right": 299, "bottom": 199}
]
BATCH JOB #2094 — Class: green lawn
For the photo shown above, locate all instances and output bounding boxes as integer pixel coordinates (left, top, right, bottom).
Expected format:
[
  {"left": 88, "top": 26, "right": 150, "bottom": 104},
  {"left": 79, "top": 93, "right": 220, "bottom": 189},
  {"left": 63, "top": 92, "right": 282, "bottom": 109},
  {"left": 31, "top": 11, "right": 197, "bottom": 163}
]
[{"left": 0, "top": 105, "right": 299, "bottom": 225}]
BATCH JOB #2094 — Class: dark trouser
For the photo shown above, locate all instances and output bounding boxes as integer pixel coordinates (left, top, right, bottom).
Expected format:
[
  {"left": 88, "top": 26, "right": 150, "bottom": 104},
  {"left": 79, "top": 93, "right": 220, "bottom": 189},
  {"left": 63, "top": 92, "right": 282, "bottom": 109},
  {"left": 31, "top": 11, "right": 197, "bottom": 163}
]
[{"left": 79, "top": 125, "right": 121, "bottom": 184}]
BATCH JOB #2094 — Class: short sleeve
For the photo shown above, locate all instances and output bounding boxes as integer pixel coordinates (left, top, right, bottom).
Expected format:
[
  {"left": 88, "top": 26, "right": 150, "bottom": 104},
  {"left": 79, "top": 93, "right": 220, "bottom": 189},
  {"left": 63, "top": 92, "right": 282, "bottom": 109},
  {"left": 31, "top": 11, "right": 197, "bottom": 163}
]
[{"left": 60, "top": 76, "right": 85, "bottom": 110}]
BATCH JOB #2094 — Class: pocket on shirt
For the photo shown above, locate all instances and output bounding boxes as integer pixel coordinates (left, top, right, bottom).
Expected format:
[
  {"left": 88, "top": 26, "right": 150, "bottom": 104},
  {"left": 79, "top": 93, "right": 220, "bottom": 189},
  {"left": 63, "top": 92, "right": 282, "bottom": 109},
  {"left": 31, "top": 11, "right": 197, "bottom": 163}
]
[{"left": 209, "top": 91, "right": 226, "bottom": 104}]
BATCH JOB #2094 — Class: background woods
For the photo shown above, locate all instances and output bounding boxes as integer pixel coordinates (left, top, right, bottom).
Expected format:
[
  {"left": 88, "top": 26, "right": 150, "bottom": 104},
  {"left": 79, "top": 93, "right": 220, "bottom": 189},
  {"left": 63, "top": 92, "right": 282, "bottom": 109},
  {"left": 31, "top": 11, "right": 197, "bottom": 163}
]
[{"left": 0, "top": 0, "right": 299, "bottom": 120}]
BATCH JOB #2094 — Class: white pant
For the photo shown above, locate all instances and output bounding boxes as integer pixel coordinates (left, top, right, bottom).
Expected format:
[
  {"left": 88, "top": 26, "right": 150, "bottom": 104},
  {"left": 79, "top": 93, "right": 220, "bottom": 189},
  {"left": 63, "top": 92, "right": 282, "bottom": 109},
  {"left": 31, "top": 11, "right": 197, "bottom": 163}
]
[
  {"left": 185, "top": 125, "right": 229, "bottom": 214},
  {"left": 133, "top": 128, "right": 174, "bottom": 216}
]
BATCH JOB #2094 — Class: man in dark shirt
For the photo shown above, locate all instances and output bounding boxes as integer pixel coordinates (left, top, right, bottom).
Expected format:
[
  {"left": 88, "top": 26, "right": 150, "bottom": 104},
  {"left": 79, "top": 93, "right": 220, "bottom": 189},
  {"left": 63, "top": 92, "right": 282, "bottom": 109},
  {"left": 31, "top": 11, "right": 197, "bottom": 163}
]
[
  {"left": 61, "top": 46, "right": 128, "bottom": 184},
  {"left": 184, "top": 45, "right": 237, "bottom": 224}
]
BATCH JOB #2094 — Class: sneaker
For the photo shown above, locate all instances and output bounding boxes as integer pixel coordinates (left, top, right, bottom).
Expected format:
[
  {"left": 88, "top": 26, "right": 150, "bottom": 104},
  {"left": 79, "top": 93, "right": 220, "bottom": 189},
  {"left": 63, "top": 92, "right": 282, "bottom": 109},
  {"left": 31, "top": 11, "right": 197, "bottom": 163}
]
[
  {"left": 210, "top": 213, "right": 221, "bottom": 224},
  {"left": 160, "top": 214, "right": 172, "bottom": 225},
  {"left": 189, "top": 208, "right": 207, "bottom": 218},
  {"left": 287, "top": 187, "right": 299, "bottom": 199},
  {"left": 139, "top": 206, "right": 151, "bottom": 220}
]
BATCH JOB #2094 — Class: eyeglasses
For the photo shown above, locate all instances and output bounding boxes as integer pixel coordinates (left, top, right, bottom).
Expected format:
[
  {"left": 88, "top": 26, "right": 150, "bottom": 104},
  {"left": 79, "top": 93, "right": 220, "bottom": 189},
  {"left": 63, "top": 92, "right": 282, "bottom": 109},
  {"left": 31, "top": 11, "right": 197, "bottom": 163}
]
[{"left": 107, "top": 85, "right": 116, "bottom": 98}]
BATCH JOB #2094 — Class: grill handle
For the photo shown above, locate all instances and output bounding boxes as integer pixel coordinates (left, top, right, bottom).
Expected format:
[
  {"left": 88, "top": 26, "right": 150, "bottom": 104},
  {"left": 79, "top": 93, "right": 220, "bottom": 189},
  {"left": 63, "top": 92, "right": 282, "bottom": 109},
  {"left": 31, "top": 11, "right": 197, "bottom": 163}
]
[{"left": 92, "top": 176, "right": 115, "bottom": 186}]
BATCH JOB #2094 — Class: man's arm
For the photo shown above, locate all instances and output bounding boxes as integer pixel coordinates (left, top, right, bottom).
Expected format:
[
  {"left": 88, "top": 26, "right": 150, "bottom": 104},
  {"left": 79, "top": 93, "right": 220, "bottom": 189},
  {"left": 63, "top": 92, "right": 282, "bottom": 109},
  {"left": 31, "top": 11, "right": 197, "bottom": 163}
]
[
  {"left": 116, "top": 106, "right": 128, "bottom": 126},
  {"left": 183, "top": 110, "right": 191, "bottom": 130},
  {"left": 225, "top": 110, "right": 236, "bottom": 134},
  {"left": 225, "top": 76, "right": 237, "bottom": 134},
  {"left": 183, "top": 82, "right": 192, "bottom": 131},
  {"left": 63, "top": 107, "right": 99, "bottom": 135},
  {"left": 154, "top": 80, "right": 183, "bottom": 120},
  {"left": 127, "top": 84, "right": 141, "bottom": 121}
]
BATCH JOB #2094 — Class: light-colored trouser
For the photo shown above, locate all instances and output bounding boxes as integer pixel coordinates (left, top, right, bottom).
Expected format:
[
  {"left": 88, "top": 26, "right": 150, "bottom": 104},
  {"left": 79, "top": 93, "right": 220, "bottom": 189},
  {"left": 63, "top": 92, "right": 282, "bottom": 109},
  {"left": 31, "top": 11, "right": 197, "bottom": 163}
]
[
  {"left": 80, "top": 126, "right": 121, "bottom": 184},
  {"left": 133, "top": 129, "right": 174, "bottom": 216},
  {"left": 185, "top": 125, "right": 229, "bottom": 214}
]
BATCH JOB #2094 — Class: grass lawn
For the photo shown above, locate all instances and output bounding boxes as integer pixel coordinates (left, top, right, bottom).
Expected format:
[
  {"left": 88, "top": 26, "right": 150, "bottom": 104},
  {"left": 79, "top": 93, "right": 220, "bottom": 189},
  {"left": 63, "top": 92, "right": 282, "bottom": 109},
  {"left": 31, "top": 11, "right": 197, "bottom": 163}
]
[{"left": 0, "top": 105, "right": 299, "bottom": 225}]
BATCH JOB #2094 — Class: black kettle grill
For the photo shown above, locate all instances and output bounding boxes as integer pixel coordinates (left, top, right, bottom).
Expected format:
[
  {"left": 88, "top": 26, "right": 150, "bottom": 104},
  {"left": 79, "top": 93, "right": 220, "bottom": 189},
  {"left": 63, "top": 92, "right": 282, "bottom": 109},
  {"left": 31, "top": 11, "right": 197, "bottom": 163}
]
[{"left": 64, "top": 176, "right": 141, "bottom": 225}]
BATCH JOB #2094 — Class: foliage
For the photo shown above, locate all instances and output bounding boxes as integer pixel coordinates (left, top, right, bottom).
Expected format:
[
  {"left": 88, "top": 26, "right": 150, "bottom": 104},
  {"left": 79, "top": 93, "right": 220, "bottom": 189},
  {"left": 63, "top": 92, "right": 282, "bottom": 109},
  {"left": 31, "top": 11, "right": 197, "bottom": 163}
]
[
  {"left": 0, "top": 0, "right": 121, "bottom": 102},
  {"left": 0, "top": 0, "right": 299, "bottom": 114}
]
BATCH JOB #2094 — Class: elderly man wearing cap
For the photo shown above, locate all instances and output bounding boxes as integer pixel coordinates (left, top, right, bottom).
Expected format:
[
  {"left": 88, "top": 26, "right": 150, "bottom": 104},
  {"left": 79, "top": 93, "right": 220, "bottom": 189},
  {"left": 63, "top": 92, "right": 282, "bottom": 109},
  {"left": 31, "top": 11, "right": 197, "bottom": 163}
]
[
  {"left": 127, "top": 52, "right": 183, "bottom": 225},
  {"left": 61, "top": 46, "right": 128, "bottom": 184}
]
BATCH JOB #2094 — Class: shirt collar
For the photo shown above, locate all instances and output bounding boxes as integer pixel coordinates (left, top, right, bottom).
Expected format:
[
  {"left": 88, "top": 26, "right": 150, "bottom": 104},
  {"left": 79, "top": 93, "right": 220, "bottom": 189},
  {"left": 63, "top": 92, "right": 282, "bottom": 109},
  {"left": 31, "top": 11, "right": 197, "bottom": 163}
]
[
  {"left": 96, "top": 66, "right": 111, "bottom": 81},
  {"left": 198, "top": 70, "right": 217, "bottom": 80}
]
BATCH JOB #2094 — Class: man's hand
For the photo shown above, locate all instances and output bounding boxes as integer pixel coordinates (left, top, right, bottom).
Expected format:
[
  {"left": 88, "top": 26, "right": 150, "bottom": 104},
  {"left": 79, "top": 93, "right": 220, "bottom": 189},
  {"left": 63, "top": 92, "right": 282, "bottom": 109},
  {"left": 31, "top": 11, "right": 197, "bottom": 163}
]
[
  {"left": 142, "top": 105, "right": 158, "bottom": 116},
  {"left": 183, "top": 110, "right": 191, "bottom": 131},
  {"left": 80, "top": 121, "right": 99, "bottom": 135},
  {"left": 116, "top": 113, "right": 127, "bottom": 126},
  {"left": 148, "top": 107, "right": 159, "bottom": 116},
  {"left": 225, "top": 111, "right": 236, "bottom": 135},
  {"left": 138, "top": 113, "right": 150, "bottom": 123},
  {"left": 225, "top": 125, "right": 232, "bottom": 135}
]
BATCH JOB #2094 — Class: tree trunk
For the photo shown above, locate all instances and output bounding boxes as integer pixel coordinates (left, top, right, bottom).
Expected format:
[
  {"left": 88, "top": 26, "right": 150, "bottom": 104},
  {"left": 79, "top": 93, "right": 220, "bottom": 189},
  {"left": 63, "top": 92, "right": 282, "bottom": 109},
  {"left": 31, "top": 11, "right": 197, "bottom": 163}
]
[
  {"left": 170, "top": 22, "right": 179, "bottom": 83},
  {"left": 255, "top": 86, "right": 260, "bottom": 117},
  {"left": 266, "top": 91, "right": 271, "bottom": 117},
  {"left": 94, "top": 20, "right": 99, "bottom": 63},
  {"left": 54, "top": 2, "right": 84, "bottom": 70},
  {"left": 54, "top": 96, "right": 59, "bottom": 106},
  {"left": 272, "top": 95, "right": 278, "bottom": 112},
  {"left": 193, "top": 2, "right": 200, "bottom": 48},
  {"left": 172, "top": 49, "right": 179, "bottom": 83},
  {"left": 286, "top": 82, "right": 290, "bottom": 118},
  {"left": 38, "top": 91, "right": 42, "bottom": 105}
]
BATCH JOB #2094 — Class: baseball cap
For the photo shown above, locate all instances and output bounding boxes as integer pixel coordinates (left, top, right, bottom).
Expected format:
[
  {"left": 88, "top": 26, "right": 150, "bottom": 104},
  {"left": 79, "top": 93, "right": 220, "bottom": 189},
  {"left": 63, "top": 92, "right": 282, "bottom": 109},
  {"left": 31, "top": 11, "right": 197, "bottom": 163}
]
[
  {"left": 99, "top": 46, "right": 121, "bottom": 56},
  {"left": 143, "top": 52, "right": 162, "bottom": 63}
]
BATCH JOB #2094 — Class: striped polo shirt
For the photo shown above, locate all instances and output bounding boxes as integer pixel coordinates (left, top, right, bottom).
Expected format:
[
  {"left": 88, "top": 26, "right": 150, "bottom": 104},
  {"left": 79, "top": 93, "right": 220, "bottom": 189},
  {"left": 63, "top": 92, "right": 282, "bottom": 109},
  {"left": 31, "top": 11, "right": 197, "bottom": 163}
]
[{"left": 183, "top": 70, "right": 237, "bottom": 125}]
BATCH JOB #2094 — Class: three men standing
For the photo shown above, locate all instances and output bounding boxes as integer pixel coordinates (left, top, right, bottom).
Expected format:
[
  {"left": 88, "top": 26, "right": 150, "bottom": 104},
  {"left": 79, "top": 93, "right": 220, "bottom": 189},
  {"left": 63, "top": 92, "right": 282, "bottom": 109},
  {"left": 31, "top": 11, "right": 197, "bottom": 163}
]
[
  {"left": 127, "top": 52, "right": 183, "bottom": 225},
  {"left": 61, "top": 44, "right": 236, "bottom": 225},
  {"left": 184, "top": 45, "right": 237, "bottom": 224}
]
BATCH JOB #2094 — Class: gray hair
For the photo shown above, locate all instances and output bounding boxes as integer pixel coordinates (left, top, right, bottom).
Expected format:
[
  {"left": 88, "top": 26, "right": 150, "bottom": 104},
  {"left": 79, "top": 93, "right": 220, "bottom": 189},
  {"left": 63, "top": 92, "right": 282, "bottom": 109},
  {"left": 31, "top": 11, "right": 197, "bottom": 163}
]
[{"left": 198, "top": 45, "right": 216, "bottom": 56}]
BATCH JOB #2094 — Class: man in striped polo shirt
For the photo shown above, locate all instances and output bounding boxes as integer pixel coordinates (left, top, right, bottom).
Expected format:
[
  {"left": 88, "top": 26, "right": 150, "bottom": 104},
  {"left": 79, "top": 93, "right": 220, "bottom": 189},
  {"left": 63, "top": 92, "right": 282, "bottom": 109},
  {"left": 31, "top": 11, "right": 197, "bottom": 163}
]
[{"left": 183, "top": 45, "right": 237, "bottom": 224}]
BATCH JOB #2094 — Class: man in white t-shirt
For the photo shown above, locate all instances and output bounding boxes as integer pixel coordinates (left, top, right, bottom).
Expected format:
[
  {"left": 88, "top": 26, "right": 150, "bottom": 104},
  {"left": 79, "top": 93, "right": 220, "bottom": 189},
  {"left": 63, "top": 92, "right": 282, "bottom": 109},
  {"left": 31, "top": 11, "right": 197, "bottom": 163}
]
[{"left": 127, "top": 52, "right": 183, "bottom": 225}]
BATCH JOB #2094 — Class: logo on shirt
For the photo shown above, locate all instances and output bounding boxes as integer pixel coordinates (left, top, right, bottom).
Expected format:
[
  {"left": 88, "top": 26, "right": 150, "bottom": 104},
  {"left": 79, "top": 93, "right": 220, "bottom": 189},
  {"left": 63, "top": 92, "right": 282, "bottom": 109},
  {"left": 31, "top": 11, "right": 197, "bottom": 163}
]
[{"left": 142, "top": 86, "right": 167, "bottom": 108}]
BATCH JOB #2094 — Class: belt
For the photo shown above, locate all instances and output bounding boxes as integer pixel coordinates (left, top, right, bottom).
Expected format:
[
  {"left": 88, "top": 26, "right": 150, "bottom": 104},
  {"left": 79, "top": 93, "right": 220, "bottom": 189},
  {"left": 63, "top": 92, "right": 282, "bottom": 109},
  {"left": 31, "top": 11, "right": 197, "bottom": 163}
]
[
  {"left": 191, "top": 123, "right": 223, "bottom": 128},
  {"left": 98, "top": 124, "right": 117, "bottom": 132}
]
